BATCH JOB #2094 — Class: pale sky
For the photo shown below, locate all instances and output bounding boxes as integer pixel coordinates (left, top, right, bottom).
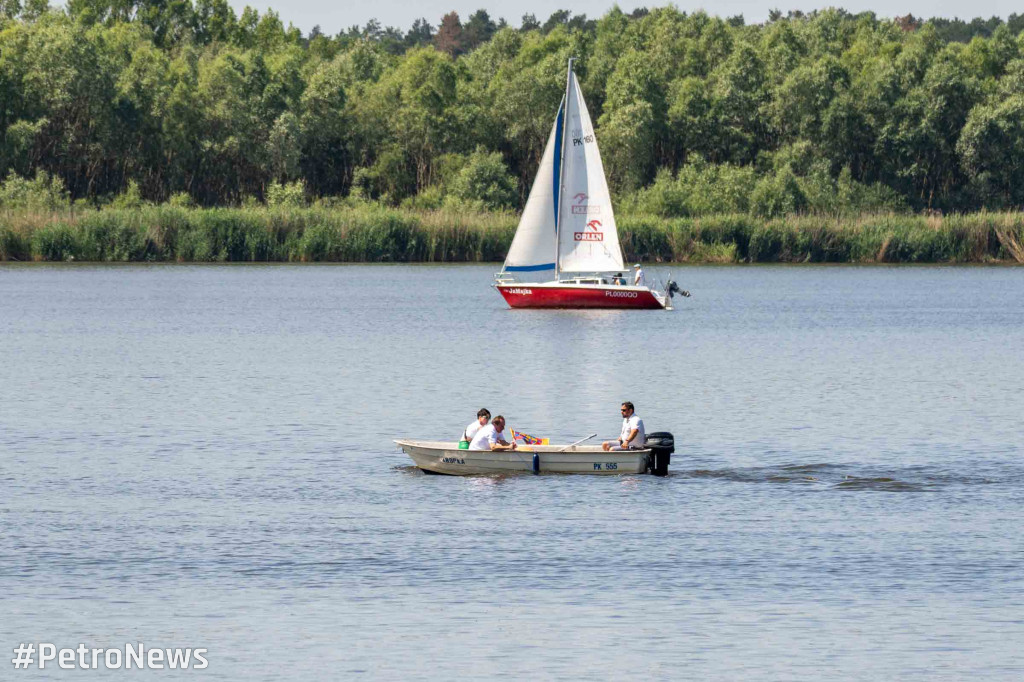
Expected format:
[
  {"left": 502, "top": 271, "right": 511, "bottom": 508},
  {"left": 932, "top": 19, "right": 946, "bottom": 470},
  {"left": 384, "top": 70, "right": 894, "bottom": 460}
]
[{"left": 250, "top": 1, "right": 1018, "bottom": 33}]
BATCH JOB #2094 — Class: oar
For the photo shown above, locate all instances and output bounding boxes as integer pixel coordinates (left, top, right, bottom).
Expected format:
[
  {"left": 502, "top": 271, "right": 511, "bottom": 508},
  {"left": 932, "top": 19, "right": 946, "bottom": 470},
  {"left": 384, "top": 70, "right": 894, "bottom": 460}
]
[{"left": 559, "top": 433, "right": 597, "bottom": 452}]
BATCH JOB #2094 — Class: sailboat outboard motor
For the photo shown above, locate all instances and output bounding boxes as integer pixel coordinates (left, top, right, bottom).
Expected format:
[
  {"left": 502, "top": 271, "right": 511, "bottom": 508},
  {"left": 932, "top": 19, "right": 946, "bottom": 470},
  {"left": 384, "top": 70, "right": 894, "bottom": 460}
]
[
  {"left": 666, "top": 281, "right": 690, "bottom": 298},
  {"left": 645, "top": 432, "right": 675, "bottom": 476}
]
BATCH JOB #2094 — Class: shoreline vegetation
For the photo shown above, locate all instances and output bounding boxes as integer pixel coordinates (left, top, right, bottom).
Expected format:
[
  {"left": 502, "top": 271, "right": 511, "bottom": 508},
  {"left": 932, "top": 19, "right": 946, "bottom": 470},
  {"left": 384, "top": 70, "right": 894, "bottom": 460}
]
[
  {"left": 3, "top": 206, "right": 1024, "bottom": 264},
  {"left": 4, "top": 8, "right": 1024, "bottom": 240},
  {"left": 5, "top": 7, "right": 1024, "bottom": 265}
]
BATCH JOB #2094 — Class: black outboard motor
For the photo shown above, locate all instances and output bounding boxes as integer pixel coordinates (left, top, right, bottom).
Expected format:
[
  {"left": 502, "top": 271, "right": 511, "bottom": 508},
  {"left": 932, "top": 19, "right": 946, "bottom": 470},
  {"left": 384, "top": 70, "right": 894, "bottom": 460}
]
[
  {"left": 645, "top": 432, "right": 674, "bottom": 476},
  {"left": 666, "top": 281, "right": 690, "bottom": 298}
]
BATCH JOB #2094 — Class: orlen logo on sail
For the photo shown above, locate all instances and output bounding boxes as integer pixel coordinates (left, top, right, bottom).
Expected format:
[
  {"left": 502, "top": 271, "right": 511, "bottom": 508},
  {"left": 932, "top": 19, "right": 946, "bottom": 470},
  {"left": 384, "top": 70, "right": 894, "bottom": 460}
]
[
  {"left": 571, "top": 193, "right": 600, "bottom": 215},
  {"left": 574, "top": 220, "right": 604, "bottom": 242}
]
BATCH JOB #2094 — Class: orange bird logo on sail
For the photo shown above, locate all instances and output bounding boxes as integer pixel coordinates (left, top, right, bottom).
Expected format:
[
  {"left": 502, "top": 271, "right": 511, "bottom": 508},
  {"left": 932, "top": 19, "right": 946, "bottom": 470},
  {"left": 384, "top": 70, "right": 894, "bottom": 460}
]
[
  {"left": 575, "top": 219, "right": 604, "bottom": 241},
  {"left": 571, "top": 193, "right": 600, "bottom": 215}
]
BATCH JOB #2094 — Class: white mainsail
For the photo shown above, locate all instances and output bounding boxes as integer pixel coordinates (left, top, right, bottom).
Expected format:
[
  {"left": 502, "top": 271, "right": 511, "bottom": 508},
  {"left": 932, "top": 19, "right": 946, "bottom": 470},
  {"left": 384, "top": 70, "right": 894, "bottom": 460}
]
[
  {"left": 500, "top": 98, "right": 564, "bottom": 278},
  {"left": 556, "top": 72, "right": 625, "bottom": 274}
]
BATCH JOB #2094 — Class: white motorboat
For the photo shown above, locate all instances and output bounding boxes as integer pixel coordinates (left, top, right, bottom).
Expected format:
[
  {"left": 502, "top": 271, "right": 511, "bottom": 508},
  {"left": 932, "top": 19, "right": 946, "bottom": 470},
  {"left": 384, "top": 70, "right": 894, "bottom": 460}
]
[{"left": 395, "top": 433, "right": 675, "bottom": 476}]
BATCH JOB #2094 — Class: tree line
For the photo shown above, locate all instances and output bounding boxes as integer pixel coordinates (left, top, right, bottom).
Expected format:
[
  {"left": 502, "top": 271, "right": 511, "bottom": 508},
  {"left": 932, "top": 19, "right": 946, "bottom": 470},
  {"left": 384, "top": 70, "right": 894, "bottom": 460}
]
[{"left": 2, "top": 3, "right": 1024, "bottom": 216}]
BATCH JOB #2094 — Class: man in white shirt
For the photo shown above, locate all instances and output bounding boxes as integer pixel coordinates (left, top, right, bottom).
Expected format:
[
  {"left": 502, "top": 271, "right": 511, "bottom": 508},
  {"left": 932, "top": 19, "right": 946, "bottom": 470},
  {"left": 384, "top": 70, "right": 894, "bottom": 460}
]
[
  {"left": 462, "top": 408, "right": 490, "bottom": 443},
  {"left": 602, "top": 402, "right": 646, "bottom": 451},
  {"left": 469, "top": 415, "right": 518, "bottom": 451},
  {"left": 633, "top": 263, "right": 646, "bottom": 287}
]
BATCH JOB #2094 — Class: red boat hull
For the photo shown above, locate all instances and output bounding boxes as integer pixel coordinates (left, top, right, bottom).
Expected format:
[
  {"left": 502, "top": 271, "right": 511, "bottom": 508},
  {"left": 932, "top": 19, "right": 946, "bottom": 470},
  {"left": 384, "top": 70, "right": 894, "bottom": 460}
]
[{"left": 496, "top": 283, "right": 667, "bottom": 309}]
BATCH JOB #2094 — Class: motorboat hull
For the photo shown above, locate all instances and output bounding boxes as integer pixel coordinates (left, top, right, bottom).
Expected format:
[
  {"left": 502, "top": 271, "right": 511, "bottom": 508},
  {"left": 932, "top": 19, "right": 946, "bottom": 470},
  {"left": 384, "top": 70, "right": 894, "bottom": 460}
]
[
  {"left": 395, "top": 440, "right": 651, "bottom": 475},
  {"left": 495, "top": 282, "right": 668, "bottom": 309}
]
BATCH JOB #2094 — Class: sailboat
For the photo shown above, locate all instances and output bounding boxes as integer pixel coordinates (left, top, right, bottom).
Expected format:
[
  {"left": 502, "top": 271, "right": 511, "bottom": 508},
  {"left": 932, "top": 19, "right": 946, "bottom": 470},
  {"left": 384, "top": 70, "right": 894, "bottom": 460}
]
[{"left": 494, "top": 59, "right": 684, "bottom": 310}]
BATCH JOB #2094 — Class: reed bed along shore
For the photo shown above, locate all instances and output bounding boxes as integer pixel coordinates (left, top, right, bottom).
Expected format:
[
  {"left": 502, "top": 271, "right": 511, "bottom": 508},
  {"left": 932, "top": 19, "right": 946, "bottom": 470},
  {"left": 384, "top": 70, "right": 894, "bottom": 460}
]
[{"left": 2, "top": 206, "right": 1024, "bottom": 264}]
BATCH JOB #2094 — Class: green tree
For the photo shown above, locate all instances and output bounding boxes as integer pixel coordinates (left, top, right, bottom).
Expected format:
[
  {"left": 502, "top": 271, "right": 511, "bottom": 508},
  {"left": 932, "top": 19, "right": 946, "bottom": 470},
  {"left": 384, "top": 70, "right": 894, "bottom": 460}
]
[
  {"left": 708, "top": 42, "right": 767, "bottom": 164},
  {"left": 194, "top": 0, "right": 237, "bottom": 45},
  {"left": 448, "top": 146, "right": 517, "bottom": 208},
  {"left": 751, "top": 164, "right": 807, "bottom": 217},
  {"left": 267, "top": 111, "right": 300, "bottom": 181},
  {"left": 0, "top": 168, "right": 68, "bottom": 208},
  {"left": 299, "top": 55, "right": 349, "bottom": 195},
  {"left": 957, "top": 95, "right": 1024, "bottom": 206},
  {"left": 600, "top": 100, "right": 655, "bottom": 192},
  {"left": 487, "top": 28, "right": 570, "bottom": 191},
  {"left": 463, "top": 10, "right": 496, "bottom": 51}
]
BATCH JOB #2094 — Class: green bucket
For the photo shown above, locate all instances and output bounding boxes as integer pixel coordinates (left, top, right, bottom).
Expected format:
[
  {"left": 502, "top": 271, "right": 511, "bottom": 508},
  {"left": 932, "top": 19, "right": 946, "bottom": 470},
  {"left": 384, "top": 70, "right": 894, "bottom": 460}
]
[{"left": 458, "top": 440, "right": 470, "bottom": 450}]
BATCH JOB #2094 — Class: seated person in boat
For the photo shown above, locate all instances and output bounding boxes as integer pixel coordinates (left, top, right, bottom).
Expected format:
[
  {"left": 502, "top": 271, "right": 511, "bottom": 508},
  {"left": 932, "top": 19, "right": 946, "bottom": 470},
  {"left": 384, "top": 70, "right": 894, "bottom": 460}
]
[
  {"left": 612, "top": 273, "right": 625, "bottom": 285},
  {"left": 603, "top": 402, "right": 646, "bottom": 451},
  {"left": 463, "top": 408, "right": 491, "bottom": 443},
  {"left": 469, "top": 415, "right": 517, "bottom": 451}
]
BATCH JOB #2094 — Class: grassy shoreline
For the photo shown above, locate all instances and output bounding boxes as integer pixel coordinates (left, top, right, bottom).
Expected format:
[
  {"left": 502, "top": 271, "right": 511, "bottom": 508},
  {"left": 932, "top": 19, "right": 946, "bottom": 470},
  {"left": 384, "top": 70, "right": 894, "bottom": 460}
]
[{"left": 2, "top": 206, "right": 1024, "bottom": 264}]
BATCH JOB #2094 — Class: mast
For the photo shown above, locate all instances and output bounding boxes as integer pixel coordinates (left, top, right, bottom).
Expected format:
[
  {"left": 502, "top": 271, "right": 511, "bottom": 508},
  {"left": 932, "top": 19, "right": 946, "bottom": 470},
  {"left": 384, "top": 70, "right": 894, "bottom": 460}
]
[{"left": 554, "top": 57, "right": 574, "bottom": 283}]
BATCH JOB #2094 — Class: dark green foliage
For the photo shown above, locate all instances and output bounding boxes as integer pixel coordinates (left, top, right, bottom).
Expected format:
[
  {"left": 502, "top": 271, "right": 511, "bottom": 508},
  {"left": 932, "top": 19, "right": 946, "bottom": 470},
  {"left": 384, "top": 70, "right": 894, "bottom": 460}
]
[
  {"left": 751, "top": 166, "right": 808, "bottom": 218},
  {"left": 447, "top": 148, "right": 518, "bottom": 209},
  {"left": 3, "top": 6, "right": 1024, "bottom": 217},
  {"left": 0, "top": 225, "right": 31, "bottom": 260}
]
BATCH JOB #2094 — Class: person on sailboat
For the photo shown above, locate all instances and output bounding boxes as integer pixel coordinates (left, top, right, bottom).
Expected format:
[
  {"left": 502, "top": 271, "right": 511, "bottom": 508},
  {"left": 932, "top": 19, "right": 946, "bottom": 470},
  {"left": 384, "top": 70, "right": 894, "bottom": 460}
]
[
  {"left": 602, "top": 402, "right": 646, "bottom": 451},
  {"left": 462, "top": 408, "right": 491, "bottom": 444},
  {"left": 612, "top": 273, "right": 625, "bottom": 285},
  {"left": 633, "top": 264, "right": 646, "bottom": 287},
  {"left": 469, "top": 415, "right": 518, "bottom": 451}
]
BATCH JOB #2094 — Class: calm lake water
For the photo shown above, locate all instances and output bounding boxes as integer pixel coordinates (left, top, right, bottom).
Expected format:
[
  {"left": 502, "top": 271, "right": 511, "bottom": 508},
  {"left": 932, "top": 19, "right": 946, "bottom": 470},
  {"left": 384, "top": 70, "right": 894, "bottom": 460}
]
[{"left": 2, "top": 263, "right": 1023, "bottom": 680}]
